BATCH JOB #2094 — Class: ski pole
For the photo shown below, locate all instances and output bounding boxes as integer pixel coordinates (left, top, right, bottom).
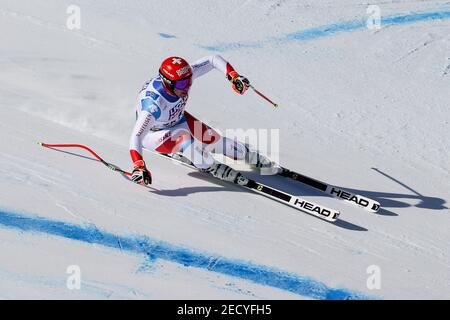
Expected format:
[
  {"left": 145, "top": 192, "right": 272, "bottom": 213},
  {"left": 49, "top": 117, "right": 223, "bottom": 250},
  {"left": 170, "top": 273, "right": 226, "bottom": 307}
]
[
  {"left": 38, "top": 142, "right": 132, "bottom": 176},
  {"left": 249, "top": 84, "right": 279, "bottom": 108}
]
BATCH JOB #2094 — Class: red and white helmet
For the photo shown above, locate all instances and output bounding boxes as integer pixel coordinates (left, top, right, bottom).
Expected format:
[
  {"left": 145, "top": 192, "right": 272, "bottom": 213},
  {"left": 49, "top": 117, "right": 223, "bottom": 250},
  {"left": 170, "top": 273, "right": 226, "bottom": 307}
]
[{"left": 159, "top": 57, "right": 193, "bottom": 94}]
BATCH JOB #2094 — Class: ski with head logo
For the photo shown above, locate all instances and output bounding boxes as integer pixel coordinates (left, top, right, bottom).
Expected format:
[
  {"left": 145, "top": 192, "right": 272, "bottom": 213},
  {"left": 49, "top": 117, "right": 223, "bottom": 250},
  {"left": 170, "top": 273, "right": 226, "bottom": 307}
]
[
  {"left": 158, "top": 153, "right": 340, "bottom": 222},
  {"left": 278, "top": 168, "right": 381, "bottom": 213}
]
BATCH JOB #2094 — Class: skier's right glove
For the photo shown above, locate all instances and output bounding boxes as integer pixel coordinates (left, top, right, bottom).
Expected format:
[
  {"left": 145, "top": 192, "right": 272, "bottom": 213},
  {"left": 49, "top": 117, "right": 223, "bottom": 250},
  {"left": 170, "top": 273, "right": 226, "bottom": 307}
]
[{"left": 131, "top": 160, "right": 152, "bottom": 186}]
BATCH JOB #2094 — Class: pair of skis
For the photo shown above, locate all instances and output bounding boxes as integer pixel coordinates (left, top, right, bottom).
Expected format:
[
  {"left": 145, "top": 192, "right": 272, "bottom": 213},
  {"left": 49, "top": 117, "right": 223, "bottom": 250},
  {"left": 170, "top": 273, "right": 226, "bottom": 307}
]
[
  {"left": 158, "top": 153, "right": 339, "bottom": 222},
  {"left": 159, "top": 153, "right": 380, "bottom": 223},
  {"left": 38, "top": 143, "right": 380, "bottom": 223},
  {"left": 279, "top": 168, "right": 381, "bottom": 213}
]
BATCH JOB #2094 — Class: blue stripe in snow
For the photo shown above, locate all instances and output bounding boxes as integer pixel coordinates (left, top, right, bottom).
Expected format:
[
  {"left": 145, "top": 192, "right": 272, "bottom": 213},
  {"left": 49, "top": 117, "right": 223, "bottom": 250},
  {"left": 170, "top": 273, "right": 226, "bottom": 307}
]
[
  {"left": 199, "top": 10, "right": 450, "bottom": 52},
  {"left": 0, "top": 209, "right": 375, "bottom": 300},
  {"left": 158, "top": 33, "right": 177, "bottom": 39}
]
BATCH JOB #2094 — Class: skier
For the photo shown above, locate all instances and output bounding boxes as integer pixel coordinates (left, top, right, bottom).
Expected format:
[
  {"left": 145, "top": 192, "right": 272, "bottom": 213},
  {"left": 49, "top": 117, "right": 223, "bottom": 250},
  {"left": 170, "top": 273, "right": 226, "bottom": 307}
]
[{"left": 129, "top": 55, "right": 277, "bottom": 186}]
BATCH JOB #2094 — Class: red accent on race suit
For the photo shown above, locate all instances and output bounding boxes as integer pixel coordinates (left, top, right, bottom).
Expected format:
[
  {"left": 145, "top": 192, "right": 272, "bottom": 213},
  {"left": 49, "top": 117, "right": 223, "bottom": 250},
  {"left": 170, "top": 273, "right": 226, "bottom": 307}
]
[
  {"left": 153, "top": 112, "right": 221, "bottom": 154},
  {"left": 155, "top": 129, "right": 192, "bottom": 154},
  {"left": 130, "top": 149, "right": 143, "bottom": 163},
  {"left": 184, "top": 111, "right": 220, "bottom": 145},
  {"left": 225, "top": 63, "right": 236, "bottom": 77}
]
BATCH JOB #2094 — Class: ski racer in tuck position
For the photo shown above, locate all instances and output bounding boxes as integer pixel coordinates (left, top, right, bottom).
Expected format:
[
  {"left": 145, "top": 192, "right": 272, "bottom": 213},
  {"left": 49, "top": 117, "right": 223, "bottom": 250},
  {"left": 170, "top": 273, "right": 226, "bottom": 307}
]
[{"left": 129, "top": 55, "right": 278, "bottom": 186}]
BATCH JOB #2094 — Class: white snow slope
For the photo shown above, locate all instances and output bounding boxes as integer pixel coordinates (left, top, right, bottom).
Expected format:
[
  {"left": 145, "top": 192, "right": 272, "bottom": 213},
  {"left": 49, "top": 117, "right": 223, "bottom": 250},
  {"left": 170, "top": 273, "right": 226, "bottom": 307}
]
[{"left": 1, "top": 0, "right": 449, "bottom": 299}]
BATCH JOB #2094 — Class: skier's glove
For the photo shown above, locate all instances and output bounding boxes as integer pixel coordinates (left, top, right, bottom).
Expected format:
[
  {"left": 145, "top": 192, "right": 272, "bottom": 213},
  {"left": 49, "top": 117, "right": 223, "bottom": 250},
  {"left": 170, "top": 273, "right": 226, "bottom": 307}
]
[
  {"left": 131, "top": 160, "right": 152, "bottom": 186},
  {"left": 227, "top": 71, "right": 250, "bottom": 95}
]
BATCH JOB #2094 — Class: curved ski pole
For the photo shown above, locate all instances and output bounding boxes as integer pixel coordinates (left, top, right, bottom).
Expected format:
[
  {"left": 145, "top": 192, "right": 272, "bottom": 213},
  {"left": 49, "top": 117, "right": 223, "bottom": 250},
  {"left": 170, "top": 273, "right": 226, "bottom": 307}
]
[
  {"left": 248, "top": 84, "right": 279, "bottom": 108},
  {"left": 37, "top": 142, "right": 132, "bottom": 176}
]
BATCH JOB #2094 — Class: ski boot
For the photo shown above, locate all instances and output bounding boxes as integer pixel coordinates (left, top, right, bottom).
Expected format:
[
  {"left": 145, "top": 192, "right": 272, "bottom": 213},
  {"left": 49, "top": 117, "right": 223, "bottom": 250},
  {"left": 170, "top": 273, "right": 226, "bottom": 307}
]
[
  {"left": 203, "top": 162, "right": 249, "bottom": 186},
  {"left": 244, "top": 146, "right": 282, "bottom": 175}
]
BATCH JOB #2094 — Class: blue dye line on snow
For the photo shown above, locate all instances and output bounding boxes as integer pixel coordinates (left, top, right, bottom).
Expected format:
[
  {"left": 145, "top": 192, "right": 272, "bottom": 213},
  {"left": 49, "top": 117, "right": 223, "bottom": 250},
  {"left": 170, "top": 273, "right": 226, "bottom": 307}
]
[
  {"left": 199, "top": 10, "right": 450, "bottom": 52},
  {"left": 158, "top": 33, "right": 177, "bottom": 39},
  {"left": 0, "top": 209, "right": 374, "bottom": 300}
]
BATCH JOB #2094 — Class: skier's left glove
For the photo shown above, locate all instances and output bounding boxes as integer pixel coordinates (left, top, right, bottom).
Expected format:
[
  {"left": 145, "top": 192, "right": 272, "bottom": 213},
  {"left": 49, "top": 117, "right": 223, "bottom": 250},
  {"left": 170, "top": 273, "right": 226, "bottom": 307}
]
[
  {"left": 227, "top": 71, "right": 250, "bottom": 95},
  {"left": 131, "top": 160, "right": 152, "bottom": 186}
]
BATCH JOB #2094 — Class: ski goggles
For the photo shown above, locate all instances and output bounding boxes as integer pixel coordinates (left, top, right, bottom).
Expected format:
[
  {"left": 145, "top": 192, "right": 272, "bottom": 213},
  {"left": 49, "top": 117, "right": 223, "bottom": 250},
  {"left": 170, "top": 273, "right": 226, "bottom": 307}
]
[{"left": 174, "top": 76, "right": 192, "bottom": 90}]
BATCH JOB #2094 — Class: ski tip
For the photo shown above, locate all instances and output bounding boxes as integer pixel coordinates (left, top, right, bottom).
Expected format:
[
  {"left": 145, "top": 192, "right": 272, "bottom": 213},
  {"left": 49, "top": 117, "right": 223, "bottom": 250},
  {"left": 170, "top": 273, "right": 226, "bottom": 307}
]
[
  {"left": 323, "top": 211, "right": 340, "bottom": 222},
  {"left": 369, "top": 202, "right": 382, "bottom": 213},
  {"left": 37, "top": 142, "right": 44, "bottom": 147}
]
